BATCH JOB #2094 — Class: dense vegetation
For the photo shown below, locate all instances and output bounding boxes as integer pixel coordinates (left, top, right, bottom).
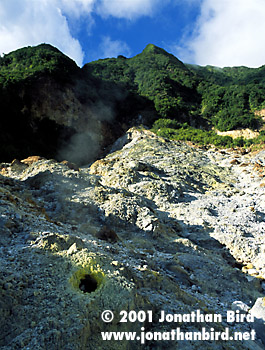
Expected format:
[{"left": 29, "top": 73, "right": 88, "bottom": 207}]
[
  {"left": 86, "top": 44, "right": 264, "bottom": 133},
  {"left": 0, "top": 44, "right": 154, "bottom": 161},
  {"left": 0, "top": 43, "right": 265, "bottom": 162},
  {"left": 85, "top": 44, "right": 201, "bottom": 124},
  {"left": 0, "top": 44, "right": 81, "bottom": 161},
  {"left": 151, "top": 118, "right": 265, "bottom": 148},
  {"left": 0, "top": 44, "right": 78, "bottom": 87}
]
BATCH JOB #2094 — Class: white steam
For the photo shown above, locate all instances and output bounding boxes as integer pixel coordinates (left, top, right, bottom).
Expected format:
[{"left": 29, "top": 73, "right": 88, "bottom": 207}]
[{"left": 58, "top": 102, "right": 115, "bottom": 165}]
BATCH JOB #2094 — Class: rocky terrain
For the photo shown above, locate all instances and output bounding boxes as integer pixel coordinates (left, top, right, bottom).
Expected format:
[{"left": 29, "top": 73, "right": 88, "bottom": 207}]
[
  {"left": 215, "top": 128, "right": 260, "bottom": 140},
  {"left": 0, "top": 127, "right": 265, "bottom": 350}
]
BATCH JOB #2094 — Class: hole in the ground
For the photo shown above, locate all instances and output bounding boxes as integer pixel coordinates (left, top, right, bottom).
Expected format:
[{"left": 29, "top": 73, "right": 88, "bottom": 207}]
[
  {"left": 233, "top": 261, "right": 244, "bottom": 269},
  {"left": 79, "top": 274, "right": 98, "bottom": 293}
]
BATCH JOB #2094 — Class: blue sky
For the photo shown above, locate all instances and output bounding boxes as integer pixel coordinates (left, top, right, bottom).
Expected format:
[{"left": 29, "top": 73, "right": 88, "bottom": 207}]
[{"left": 1, "top": 0, "right": 265, "bottom": 68}]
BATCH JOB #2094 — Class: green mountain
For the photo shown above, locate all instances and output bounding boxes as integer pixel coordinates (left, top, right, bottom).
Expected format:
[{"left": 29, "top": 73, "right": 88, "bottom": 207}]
[
  {"left": 0, "top": 43, "right": 264, "bottom": 163},
  {"left": 0, "top": 44, "right": 151, "bottom": 163},
  {"left": 86, "top": 43, "right": 264, "bottom": 132},
  {"left": 84, "top": 44, "right": 201, "bottom": 125},
  {"left": 0, "top": 44, "right": 78, "bottom": 85}
]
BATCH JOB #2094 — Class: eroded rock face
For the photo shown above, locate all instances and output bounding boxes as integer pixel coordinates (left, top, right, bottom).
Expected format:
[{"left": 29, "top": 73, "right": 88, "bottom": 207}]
[{"left": 0, "top": 128, "right": 265, "bottom": 349}]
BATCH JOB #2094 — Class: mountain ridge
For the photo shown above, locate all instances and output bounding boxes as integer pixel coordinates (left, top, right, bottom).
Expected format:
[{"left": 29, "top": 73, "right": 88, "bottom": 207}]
[{"left": 0, "top": 43, "right": 265, "bottom": 164}]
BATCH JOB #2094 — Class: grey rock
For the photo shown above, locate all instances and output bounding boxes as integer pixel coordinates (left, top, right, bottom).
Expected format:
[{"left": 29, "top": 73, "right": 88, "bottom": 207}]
[
  {"left": 250, "top": 297, "right": 265, "bottom": 322},
  {"left": 250, "top": 297, "right": 265, "bottom": 345},
  {"left": 0, "top": 127, "right": 264, "bottom": 350},
  {"left": 231, "top": 300, "right": 250, "bottom": 313}
]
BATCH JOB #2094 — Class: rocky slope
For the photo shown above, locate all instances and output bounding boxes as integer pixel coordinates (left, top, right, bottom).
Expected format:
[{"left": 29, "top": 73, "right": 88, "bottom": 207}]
[{"left": 0, "top": 128, "right": 265, "bottom": 350}]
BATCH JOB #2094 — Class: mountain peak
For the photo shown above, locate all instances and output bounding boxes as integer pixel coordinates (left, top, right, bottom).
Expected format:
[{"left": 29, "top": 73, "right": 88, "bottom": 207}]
[
  {"left": 141, "top": 43, "right": 186, "bottom": 67},
  {"left": 143, "top": 43, "right": 160, "bottom": 53},
  {"left": 143, "top": 43, "right": 172, "bottom": 56}
]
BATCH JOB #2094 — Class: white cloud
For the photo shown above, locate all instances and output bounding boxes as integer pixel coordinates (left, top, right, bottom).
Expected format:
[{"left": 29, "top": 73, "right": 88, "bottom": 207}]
[
  {"left": 178, "top": 0, "right": 265, "bottom": 67},
  {"left": 0, "top": 0, "right": 85, "bottom": 66},
  {"left": 60, "top": 0, "right": 95, "bottom": 18},
  {"left": 99, "top": 36, "right": 131, "bottom": 58},
  {"left": 0, "top": 0, "right": 166, "bottom": 67},
  {"left": 96, "top": 0, "right": 162, "bottom": 19}
]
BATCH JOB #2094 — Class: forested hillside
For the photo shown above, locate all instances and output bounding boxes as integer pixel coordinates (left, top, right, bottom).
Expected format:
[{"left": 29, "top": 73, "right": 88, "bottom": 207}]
[
  {"left": 0, "top": 43, "right": 265, "bottom": 163},
  {"left": 86, "top": 43, "right": 265, "bottom": 131},
  {"left": 0, "top": 44, "right": 151, "bottom": 162}
]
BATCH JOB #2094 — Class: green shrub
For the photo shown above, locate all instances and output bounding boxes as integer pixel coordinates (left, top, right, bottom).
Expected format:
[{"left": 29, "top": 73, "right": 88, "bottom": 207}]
[{"left": 151, "top": 121, "right": 261, "bottom": 149}]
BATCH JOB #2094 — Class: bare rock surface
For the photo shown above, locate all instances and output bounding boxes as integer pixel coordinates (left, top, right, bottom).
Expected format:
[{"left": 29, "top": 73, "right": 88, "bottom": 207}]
[{"left": 0, "top": 127, "right": 265, "bottom": 349}]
